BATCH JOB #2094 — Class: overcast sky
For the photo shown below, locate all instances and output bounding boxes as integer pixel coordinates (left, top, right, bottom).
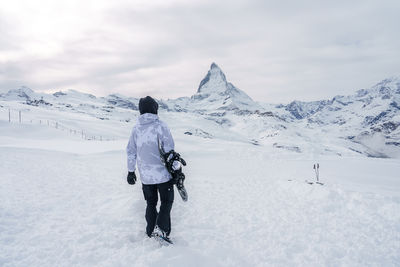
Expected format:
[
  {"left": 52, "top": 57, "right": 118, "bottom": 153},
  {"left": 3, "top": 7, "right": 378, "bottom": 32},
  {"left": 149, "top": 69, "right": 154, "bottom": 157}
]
[{"left": 0, "top": 0, "right": 399, "bottom": 103}]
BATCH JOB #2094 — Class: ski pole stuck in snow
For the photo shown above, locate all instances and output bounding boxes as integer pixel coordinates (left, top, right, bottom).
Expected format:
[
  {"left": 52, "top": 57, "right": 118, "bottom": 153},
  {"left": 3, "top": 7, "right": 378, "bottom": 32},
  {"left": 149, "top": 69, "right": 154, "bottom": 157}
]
[
  {"left": 314, "top": 163, "right": 324, "bottom": 185},
  {"left": 306, "top": 163, "right": 324, "bottom": 185}
]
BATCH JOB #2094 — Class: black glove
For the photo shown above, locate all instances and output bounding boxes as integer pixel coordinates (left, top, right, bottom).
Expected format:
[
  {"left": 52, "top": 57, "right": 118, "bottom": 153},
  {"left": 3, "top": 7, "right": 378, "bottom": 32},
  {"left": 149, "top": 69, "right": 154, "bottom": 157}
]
[{"left": 127, "top": 172, "right": 137, "bottom": 185}]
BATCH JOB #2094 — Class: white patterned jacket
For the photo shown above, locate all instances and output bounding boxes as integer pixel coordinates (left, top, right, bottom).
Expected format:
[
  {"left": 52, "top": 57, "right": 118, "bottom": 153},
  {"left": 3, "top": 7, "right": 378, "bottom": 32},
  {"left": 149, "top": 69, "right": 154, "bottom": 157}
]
[{"left": 126, "top": 113, "right": 174, "bottom": 185}]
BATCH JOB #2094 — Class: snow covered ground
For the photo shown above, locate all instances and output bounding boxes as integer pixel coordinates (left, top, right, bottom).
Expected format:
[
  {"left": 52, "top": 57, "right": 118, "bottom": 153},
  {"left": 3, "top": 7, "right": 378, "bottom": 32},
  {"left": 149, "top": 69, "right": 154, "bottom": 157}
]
[{"left": 1, "top": 108, "right": 400, "bottom": 266}]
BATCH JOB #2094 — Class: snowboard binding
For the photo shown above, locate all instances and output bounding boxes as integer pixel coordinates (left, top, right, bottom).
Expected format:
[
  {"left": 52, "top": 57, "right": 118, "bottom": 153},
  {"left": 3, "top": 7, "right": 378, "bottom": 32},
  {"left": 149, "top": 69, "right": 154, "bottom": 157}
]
[{"left": 158, "top": 139, "right": 188, "bottom": 202}]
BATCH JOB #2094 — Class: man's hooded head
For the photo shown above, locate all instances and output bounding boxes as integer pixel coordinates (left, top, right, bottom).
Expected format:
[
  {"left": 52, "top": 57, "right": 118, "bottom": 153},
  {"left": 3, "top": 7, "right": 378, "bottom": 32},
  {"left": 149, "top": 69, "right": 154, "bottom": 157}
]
[{"left": 139, "top": 96, "right": 158, "bottom": 115}]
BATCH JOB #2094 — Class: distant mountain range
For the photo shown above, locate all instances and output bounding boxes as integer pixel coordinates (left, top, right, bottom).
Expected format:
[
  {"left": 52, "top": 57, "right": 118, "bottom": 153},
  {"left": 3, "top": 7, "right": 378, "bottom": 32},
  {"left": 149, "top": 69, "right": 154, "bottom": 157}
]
[{"left": 1, "top": 63, "right": 399, "bottom": 158}]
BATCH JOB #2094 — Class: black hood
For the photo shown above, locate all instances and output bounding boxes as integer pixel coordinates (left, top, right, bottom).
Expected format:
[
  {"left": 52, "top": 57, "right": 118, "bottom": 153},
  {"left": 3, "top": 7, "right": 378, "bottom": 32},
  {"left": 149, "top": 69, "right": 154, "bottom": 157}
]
[{"left": 139, "top": 96, "right": 158, "bottom": 115}]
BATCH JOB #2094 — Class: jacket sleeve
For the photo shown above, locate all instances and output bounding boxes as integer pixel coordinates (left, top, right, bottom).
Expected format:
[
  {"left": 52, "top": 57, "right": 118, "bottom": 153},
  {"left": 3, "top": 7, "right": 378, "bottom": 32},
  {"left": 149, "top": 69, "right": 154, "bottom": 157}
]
[{"left": 126, "top": 127, "right": 137, "bottom": 172}]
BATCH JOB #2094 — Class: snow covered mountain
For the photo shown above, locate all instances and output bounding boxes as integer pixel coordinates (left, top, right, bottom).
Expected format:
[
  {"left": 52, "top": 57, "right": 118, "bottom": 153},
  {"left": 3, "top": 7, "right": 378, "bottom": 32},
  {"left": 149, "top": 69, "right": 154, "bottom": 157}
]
[
  {"left": 278, "top": 76, "right": 400, "bottom": 157},
  {"left": 190, "top": 62, "right": 259, "bottom": 111},
  {"left": 164, "top": 63, "right": 261, "bottom": 115},
  {"left": 1, "top": 64, "right": 399, "bottom": 158},
  {"left": 1, "top": 86, "right": 36, "bottom": 101}
]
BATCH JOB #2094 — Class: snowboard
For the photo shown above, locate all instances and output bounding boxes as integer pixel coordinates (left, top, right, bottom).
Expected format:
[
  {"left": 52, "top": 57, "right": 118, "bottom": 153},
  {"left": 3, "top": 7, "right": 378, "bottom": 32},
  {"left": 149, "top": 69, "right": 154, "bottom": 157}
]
[
  {"left": 152, "top": 233, "right": 173, "bottom": 246},
  {"left": 158, "top": 138, "right": 188, "bottom": 202}
]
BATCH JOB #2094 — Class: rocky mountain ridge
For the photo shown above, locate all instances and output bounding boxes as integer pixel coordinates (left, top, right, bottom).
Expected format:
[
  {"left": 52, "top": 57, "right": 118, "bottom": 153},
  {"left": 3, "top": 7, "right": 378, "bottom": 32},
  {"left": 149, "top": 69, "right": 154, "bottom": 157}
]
[{"left": 1, "top": 64, "right": 399, "bottom": 158}]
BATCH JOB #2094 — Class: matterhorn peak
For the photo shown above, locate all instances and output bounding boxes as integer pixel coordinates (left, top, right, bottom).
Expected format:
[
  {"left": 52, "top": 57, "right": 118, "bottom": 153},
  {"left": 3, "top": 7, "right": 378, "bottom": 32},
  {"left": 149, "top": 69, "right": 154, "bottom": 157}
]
[
  {"left": 190, "top": 63, "right": 258, "bottom": 111},
  {"left": 197, "top": 62, "right": 227, "bottom": 94},
  {"left": 210, "top": 62, "right": 220, "bottom": 69}
]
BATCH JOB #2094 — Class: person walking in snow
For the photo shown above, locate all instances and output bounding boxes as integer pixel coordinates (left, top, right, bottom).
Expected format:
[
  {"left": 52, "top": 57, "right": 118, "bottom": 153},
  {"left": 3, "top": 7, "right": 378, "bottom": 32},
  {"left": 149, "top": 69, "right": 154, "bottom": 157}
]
[{"left": 126, "top": 96, "right": 175, "bottom": 242}]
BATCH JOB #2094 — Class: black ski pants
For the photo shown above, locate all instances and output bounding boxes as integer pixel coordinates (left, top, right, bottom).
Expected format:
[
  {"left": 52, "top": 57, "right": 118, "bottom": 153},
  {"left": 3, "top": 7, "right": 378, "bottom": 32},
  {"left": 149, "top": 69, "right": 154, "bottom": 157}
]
[{"left": 142, "top": 180, "right": 174, "bottom": 237}]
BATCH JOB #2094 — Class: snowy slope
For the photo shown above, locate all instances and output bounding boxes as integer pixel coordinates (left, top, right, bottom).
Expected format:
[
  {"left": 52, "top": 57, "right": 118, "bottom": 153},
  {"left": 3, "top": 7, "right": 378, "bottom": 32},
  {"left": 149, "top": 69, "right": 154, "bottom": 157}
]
[
  {"left": 1, "top": 64, "right": 400, "bottom": 267},
  {"left": 1, "top": 111, "right": 400, "bottom": 266}
]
